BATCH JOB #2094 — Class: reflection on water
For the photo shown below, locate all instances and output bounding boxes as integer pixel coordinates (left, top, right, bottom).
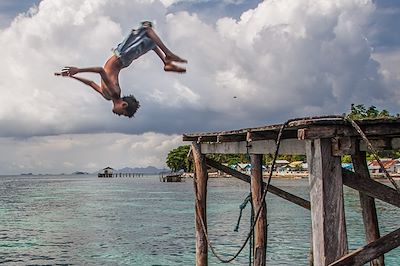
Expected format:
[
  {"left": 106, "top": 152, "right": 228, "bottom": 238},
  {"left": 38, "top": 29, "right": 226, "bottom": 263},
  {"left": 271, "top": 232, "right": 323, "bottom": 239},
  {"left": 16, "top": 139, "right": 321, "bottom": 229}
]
[{"left": 0, "top": 175, "right": 399, "bottom": 265}]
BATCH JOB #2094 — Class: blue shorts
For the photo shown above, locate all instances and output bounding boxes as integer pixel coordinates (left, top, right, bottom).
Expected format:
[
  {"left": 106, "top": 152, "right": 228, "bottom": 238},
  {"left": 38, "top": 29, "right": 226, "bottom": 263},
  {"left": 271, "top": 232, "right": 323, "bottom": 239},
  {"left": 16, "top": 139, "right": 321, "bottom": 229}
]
[{"left": 113, "top": 24, "right": 156, "bottom": 68}]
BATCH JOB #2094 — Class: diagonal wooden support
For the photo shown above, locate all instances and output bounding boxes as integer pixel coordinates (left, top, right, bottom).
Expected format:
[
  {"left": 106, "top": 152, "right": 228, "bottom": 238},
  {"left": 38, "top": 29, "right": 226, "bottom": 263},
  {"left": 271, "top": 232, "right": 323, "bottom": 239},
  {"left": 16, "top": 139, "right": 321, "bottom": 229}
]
[
  {"left": 205, "top": 157, "right": 310, "bottom": 210},
  {"left": 342, "top": 169, "right": 400, "bottom": 208},
  {"left": 352, "top": 148, "right": 384, "bottom": 266},
  {"left": 329, "top": 228, "right": 400, "bottom": 266}
]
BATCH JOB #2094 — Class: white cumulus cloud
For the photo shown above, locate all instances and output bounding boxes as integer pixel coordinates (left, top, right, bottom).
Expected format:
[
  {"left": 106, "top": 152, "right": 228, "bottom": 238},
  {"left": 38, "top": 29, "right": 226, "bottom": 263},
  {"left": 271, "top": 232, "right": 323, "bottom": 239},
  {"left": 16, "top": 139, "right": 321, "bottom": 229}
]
[{"left": 0, "top": 0, "right": 399, "bottom": 174}]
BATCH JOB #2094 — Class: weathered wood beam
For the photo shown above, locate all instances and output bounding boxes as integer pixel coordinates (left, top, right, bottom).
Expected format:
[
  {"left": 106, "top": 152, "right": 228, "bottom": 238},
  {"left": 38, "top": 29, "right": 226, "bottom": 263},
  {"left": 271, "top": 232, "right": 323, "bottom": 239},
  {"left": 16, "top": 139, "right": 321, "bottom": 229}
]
[
  {"left": 201, "top": 139, "right": 306, "bottom": 155},
  {"left": 185, "top": 130, "right": 299, "bottom": 143},
  {"left": 217, "top": 134, "right": 246, "bottom": 142},
  {"left": 359, "top": 138, "right": 400, "bottom": 151},
  {"left": 192, "top": 142, "right": 209, "bottom": 266},
  {"left": 249, "top": 130, "right": 298, "bottom": 141},
  {"left": 329, "top": 228, "right": 400, "bottom": 266},
  {"left": 352, "top": 148, "right": 384, "bottom": 266},
  {"left": 342, "top": 169, "right": 400, "bottom": 208},
  {"left": 205, "top": 157, "right": 311, "bottom": 210},
  {"left": 183, "top": 135, "right": 218, "bottom": 142},
  {"left": 331, "top": 137, "right": 355, "bottom": 156},
  {"left": 298, "top": 125, "right": 400, "bottom": 140},
  {"left": 250, "top": 154, "right": 267, "bottom": 266},
  {"left": 189, "top": 137, "right": 400, "bottom": 155},
  {"left": 306, "top": 139, "right": 348, "bottom": 265}
]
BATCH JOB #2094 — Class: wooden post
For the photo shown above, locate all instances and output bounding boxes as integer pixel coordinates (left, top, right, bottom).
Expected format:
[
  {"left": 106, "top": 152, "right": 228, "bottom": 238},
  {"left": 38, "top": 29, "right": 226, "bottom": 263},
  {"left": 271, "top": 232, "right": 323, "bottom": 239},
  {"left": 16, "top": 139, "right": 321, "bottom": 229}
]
[
  {"left": 352, "top": 146, "right": 384, "bottom": 266},
  {"left": 306, "top": 139, "right": 348, "bottom": 265},
  {"left": 250, "top": 154, "right": 267, "bottom": 266},
  {"left": 192, "top": 142, "right": 208, "bottom": 266}
]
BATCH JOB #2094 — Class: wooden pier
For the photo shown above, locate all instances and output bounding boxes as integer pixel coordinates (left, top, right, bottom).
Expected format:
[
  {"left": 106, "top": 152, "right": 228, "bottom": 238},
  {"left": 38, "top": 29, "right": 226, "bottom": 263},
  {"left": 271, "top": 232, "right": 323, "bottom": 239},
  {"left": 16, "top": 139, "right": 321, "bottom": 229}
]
[
  {"left": 159, "top": 172, "right": 184, "bottom": 182},
  {"left": 97, "top": 173, "right": 144, "bottom": 177},
  {"left": 183, "top": 116, "right": 400, "bottom": 266}
]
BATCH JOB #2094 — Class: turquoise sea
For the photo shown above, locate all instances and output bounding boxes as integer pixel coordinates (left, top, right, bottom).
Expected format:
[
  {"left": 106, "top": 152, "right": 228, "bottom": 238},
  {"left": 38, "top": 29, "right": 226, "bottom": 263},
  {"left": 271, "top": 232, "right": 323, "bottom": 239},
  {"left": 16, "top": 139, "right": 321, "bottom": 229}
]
[{"left": 0, "top": 175, "right": 399, "bottom": 265}]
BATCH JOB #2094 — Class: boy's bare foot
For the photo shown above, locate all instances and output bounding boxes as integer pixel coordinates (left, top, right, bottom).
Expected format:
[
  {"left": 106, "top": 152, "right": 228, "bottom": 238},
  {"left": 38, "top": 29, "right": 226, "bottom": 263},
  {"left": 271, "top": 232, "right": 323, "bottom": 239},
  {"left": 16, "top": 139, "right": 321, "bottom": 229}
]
[
  {"left": 164, "top": 63, "right": 186, "bottom": 73},
  {"left": 165, "top": 55, "right": 187, "bottom": 64}
]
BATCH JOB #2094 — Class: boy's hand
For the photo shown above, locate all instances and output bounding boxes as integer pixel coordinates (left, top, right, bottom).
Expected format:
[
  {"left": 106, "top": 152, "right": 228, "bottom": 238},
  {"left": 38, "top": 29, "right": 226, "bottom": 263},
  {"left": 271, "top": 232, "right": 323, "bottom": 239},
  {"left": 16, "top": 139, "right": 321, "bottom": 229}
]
[{"left": 54, "top": 66, "right": 79, "bottom": 77}]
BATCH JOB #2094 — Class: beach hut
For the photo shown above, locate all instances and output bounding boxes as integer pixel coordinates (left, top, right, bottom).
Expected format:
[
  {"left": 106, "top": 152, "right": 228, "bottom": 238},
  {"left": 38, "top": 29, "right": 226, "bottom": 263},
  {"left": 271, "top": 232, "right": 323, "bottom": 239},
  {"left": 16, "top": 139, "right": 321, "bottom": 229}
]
[
  {"left": 268, "top": 159, "right": 289, "bottom": 172},
  {"left": 236, "top": 163, "right": 251, "bottom": 173},
  {"left": 342, "top": 163, "right": 354, "bottom": 171},
  {"left": 368, "top": 159, "right": 398, "bottom": 173},
  {"left": 98, "top": 167, "right": 114, "bottom": 177},
  {"left": 284, "top": 161, "right": 306, "bottom": 173},
  {"left": 395, "top": 162, "right": 400, "bottom": 174}
]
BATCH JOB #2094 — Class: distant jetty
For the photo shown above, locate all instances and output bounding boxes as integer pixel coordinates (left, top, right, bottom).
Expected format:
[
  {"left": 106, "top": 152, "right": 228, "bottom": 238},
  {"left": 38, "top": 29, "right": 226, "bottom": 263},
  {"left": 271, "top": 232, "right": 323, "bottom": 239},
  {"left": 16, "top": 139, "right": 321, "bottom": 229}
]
[
  {"left": 97, "top": 167, "right": 144, "bottom": 178},
  {"left": 159, "top": 172, "right": 184, "bottom": 182}
]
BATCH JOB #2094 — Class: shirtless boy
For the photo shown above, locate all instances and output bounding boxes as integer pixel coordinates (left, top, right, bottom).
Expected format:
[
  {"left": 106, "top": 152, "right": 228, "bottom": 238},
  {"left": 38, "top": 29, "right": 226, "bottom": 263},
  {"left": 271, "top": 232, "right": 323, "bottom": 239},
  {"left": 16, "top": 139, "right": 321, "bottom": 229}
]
[{"left": 55, "top": 21, "right": 187, "bottom": 118}]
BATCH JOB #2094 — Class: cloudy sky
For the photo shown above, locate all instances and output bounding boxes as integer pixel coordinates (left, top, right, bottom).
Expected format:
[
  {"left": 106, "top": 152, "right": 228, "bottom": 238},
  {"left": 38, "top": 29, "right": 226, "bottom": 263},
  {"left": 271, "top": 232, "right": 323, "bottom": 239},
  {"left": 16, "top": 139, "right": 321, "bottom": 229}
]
[{"left": 0, "top": 0, "right": 399, "bottom": 174}]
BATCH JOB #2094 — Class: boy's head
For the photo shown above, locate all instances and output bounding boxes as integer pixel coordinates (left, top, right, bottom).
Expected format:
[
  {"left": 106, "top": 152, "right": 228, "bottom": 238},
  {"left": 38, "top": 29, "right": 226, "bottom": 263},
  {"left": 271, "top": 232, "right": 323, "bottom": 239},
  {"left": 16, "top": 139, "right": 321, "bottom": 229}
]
[
  {"left": 122, "top": 95, "right": 140, "bottom": 117},
  {"left": 112, "top": 95, "right": 140, "bottom": 118}
]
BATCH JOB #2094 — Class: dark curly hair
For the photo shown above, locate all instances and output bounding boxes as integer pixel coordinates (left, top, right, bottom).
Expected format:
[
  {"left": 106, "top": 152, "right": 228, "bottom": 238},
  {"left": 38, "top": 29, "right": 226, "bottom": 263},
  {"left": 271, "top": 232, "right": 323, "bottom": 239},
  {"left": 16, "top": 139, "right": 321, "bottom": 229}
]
[{"left": 122, "top": 95, "right": 140, "bottom": 118}]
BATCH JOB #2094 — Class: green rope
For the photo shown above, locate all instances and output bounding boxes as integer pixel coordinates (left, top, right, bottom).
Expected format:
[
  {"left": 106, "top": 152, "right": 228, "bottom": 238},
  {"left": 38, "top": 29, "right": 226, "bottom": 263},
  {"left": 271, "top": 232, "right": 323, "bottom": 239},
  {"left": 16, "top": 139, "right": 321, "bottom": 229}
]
[
  {"left": 234, "top": 193, "right": 252, "bottom": 232},
  {"left": 233, "top": 193, "right": 254, "bottom": 266}
]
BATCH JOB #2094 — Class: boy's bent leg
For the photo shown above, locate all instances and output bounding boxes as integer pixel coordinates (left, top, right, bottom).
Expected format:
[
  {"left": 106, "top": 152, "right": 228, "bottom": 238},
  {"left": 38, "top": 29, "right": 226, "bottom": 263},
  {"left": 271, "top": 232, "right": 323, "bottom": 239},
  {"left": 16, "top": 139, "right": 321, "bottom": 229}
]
[
  {"left": 153, "top": 47, "right": 186, "bottom": 73},
  {"left": 145, "top": 27, "right": 187, "bottom": 63},
  {"left": 153, "top": 47, "right": 167, "bottom": 64}
]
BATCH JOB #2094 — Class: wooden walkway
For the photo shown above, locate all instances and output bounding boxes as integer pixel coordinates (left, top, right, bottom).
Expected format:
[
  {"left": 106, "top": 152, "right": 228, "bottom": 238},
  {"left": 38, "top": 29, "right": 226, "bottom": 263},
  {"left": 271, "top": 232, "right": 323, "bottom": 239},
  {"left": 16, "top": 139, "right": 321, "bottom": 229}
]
[{"left": 183, "top": 116, "right": 400, "bottom": 266}]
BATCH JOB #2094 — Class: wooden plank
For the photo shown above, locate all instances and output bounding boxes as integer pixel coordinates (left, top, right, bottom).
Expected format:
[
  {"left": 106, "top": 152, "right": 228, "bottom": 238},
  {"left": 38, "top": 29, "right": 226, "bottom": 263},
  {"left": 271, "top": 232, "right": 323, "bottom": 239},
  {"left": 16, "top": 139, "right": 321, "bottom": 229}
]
[
  {"left": 250, "top": 154, "right": 267, "bottom": 266},
  {"left": 183, "top": 135, "right": 218, "bottom": 142},
  {"left": 217, "top": 134, "right": 246, "bottom": 142},
  {"left": 184, "top": 118, "right": 400, "bottom": 143},
  {"left": 392, "top": 138, "right": 400, "bottom": 149},
  {"left": 331, "top": 137, "right": 355, "bottom": 156},
  {"left": 201, "top": 139, "right": 306, "bottom": 155},
  {"left": 192, "top": 142, "right": 209, "bottom": 266},
  {"left": 359, "top": 138, "right": 400, "bottom": 151},
  {"left": 205, "top": 157, "right": 311, "bottom": 210},
  {"left": 250, "top": 130, "right": 298, "bottom": 141},
  {"left": 329, "top": 228, "right": 400, "bottom": 266},
  {"left": 298, "top": 127, "right": 338, "bottom": 140},
  {"left": 299, "top": 125, "right": 400, "bottom": 140},
  {"left": 342, "top": 169, "right": 400, "bottom": 208},
  {"left": 352, "top": 148, "right": 384, "bottom": 266},
  {"left": 183, "top": 123, "right": 288, "bottom": 142},
  {"left": 306, "top": 139, "right": 348, "bottom": 265}
]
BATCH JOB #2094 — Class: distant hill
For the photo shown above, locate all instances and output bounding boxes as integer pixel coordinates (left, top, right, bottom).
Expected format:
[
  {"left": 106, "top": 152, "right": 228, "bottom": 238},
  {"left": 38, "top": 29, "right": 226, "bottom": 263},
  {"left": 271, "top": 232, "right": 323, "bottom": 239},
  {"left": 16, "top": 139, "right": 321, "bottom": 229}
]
[
  {"left": 116, "top": 166, "right": 169, "bottom": 174},
  {"left": 72, "top": 171, "right": 89, "bottom": 175},
  {"left": 94, "top": 166, "right": 170, "bottom": 175}
]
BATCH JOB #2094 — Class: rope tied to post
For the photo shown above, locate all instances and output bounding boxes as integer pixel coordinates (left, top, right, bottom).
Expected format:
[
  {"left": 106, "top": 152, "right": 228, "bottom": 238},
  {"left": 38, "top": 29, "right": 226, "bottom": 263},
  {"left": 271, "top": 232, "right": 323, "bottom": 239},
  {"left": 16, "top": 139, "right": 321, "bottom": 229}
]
[{"left": 234, "top": 193, "right": 253, "bottom": 232}]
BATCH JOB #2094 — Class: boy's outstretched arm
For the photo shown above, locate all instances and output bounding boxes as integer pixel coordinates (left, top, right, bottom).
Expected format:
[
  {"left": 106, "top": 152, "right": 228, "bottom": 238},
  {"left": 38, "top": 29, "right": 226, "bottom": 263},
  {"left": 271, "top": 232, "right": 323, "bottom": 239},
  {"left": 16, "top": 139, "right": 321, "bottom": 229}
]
[
  {"left": 55, "top": 66, "right": 113, "bottom": 89},
  {"left": 69, "top": 75, "right": 103, "bottom": 97},
  {"left": 56, "top": 66, "right": 102, "bottom": 76}
]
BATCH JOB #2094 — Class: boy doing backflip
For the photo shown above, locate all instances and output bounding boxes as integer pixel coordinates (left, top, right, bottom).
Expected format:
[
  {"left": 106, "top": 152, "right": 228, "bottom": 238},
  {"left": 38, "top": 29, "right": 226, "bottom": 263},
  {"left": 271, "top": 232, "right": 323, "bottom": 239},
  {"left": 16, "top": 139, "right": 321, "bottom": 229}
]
[{"left": 55, "top": 21, "right": 187, "bottom": 118}]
